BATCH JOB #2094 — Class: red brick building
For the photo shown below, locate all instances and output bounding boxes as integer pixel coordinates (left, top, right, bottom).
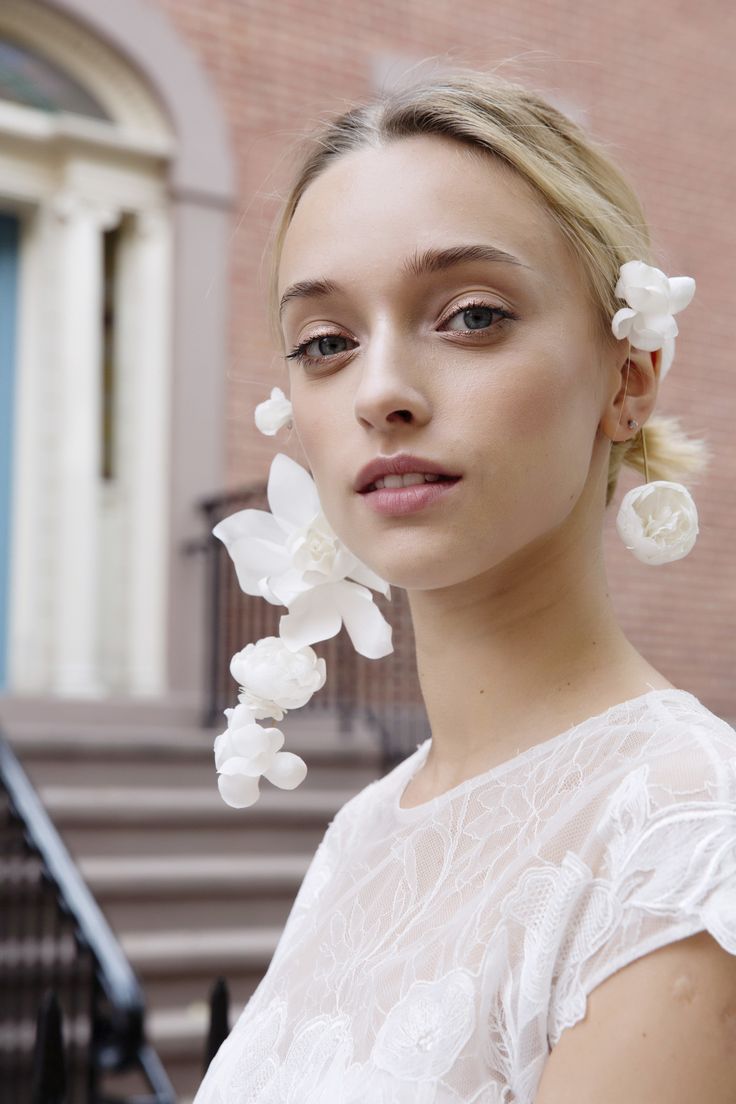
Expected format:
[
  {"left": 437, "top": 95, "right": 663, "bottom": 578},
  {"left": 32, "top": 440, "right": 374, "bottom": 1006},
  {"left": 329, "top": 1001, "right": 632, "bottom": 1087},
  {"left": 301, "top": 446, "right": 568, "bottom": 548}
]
[{"left": 1, "top": 0, "right": 733, "bottom": 716}]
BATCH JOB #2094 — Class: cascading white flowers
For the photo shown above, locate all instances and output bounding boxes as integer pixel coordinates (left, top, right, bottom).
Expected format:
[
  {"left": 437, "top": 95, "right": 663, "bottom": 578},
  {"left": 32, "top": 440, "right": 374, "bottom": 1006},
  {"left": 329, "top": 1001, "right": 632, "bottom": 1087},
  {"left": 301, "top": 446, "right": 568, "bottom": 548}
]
[
  {"left": 611, "top": 260, "right": 699, "bottom": 566},
  {"left": 210, "top": 390, "right": 393, "bottom": 807}
]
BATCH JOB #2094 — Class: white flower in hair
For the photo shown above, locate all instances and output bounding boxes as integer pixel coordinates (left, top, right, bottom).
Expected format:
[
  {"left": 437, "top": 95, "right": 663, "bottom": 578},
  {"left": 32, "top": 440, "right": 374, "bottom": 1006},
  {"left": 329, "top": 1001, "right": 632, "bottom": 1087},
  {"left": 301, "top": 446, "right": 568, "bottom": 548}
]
[
  {"left": 616, "top": 480, "right": 699, "bottom": 565},
  {"left": 212, "top": 453, "right": 393, "bottom": 658},
  {"left": 230, "top": 636, "right": 326, "bottom": 721},
  {"left": 254, "top": 386, "right": 293, "bottom": 435},
  {"left": 214, "top": 705, "right": 307, "bottom": 808},
  {"left": 611, "top": 260, "right": 695, "bottom": 379}
]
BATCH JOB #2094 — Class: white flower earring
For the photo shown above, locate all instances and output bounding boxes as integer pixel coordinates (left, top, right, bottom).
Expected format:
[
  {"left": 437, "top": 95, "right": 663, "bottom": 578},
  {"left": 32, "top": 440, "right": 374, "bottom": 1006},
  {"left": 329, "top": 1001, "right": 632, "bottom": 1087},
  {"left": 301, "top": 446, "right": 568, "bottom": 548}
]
[
  {"left": 209, "top": 387, "right": 393, "bottom": 808},
  {"left": 611, "top": 261, "right": 699, "bottom": 565}
]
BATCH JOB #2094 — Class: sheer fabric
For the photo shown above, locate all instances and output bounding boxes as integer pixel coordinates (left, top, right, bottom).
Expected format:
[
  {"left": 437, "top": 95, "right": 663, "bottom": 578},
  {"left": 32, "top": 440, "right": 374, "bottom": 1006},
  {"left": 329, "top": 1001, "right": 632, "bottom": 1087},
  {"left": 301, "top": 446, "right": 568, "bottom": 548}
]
[{"left": 193, "top": 687, "right": 736, "bottom": 1103}]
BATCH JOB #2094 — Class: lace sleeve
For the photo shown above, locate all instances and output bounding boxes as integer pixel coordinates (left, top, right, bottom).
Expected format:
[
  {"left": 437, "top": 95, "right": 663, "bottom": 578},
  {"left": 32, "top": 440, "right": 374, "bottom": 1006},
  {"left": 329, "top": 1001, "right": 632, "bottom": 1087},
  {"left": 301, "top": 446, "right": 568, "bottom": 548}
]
[{"left": 547, "top": 722, "right": 736, "bottom": 1049}]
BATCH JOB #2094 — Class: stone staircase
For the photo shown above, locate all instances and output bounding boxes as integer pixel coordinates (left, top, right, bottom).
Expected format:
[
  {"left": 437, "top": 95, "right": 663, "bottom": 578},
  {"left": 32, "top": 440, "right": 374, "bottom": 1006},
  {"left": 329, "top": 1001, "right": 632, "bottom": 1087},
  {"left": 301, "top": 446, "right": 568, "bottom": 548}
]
[{"left": 0, "top": 695, "right": 389, "bottom": 1101}]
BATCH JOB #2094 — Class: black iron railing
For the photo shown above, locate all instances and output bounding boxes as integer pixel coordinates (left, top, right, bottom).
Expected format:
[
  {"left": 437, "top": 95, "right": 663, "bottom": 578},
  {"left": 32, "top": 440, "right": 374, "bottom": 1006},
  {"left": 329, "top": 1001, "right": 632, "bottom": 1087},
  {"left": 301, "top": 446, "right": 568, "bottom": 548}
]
[
  {"left": 0, "top": 731, "right": 176, "bottom": 1104},
  {"left": 185, "top": 481, "right": 431, "bottom": 766}
]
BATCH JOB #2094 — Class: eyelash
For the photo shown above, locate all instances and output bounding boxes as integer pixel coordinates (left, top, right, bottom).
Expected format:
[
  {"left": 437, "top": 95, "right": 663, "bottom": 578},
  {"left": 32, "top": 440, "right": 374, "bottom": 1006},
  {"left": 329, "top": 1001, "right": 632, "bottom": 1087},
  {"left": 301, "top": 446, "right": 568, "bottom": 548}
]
[{"left": 284, "top": 298, "right": 517, "bottom": 368}]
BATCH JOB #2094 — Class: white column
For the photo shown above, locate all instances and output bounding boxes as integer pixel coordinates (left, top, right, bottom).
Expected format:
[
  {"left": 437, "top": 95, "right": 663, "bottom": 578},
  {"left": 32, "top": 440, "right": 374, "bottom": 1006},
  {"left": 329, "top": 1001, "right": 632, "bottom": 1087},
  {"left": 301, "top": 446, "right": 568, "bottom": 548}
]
[
  {"left": 50, "top": 192, "right": 119, "bottom": 697},
  {"left": 118, "top": 208, "right": 173, "bottom": 696}
]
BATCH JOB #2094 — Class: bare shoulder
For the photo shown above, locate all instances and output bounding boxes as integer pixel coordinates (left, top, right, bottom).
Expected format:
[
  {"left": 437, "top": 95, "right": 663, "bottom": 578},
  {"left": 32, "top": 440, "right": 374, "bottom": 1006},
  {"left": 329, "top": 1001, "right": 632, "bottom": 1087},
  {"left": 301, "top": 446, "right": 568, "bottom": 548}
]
[{"left": 535, "top": 931, "right": 736, "bottom": 1104}]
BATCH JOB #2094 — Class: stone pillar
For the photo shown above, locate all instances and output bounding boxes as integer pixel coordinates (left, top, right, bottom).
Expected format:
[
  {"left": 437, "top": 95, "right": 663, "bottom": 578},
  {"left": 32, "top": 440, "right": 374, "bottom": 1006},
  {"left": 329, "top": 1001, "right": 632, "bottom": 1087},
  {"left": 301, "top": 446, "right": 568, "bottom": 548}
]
[
  {"left": 50, "top": 192, "right": 119, "bottom": 697},
  {"left": 119, "top": 207, "right": 173, "bottom": 696}
]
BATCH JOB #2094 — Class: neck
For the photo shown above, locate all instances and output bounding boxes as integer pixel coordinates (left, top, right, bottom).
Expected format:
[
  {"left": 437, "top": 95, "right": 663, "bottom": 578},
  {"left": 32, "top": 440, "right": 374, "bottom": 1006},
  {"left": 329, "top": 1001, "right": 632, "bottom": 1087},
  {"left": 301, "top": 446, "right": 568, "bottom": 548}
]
[{"left": 406, "top": 500, "right": 671, "bottom": 788}]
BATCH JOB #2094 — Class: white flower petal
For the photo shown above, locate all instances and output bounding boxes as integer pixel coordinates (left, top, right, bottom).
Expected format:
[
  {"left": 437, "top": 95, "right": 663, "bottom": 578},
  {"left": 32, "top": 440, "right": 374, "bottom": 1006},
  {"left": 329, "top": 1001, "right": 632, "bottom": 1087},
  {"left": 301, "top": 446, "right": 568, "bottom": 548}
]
[
  {"left": 333, "top": 580, "right": 394, "bottom": 658},
  {"left": 615, "top": 259, "right": 651, "bottom": 292},
  {"left": 226, "top": 701, "right": 262, "bottom": 728},
  {"left": 217, "top": 767, "right": 261, "bottom": 808},
  {"left": 266, "top": 568, "right": 315, "bottom": 607},
  {"left": 344, "top": 556, "right": 392, "bottom": 597},
  {"left": 263, "top": 751, "right": 308, "bottom": 790},
  {"left": 213, "top": 729, "right": 230, "bottom": 770},
  {"left": 278, "top": 586, "right": 343, "bottom": 650},
  {"left": 623, "top": 283, "right": 669, "bottom": 315},
  {"left": 629, "top": 312, "right": 678, "bottom": 351},
  {"left": 659, "top": 336, "right": 676, "bottom": 379},
  {"left": 254, "top": 387, "right": 293, "bottom": 436},
  {"left": 212, "top": 509, "right": 291, "bottom": 595},
  {"left": 236, "top": 689, "right": 285, "bottom": 722},
  {"left": 266, "top": 728, "right": 286, "bottom": 755},
  {"left": 267, "top": 454, "right": 321, "bottom": 530},
  {"left": 611, "top": 307, "right": 636, "bottom": 340},
  {"left": 228, "top": 723, "right": 276, "bottom": 763},
  {"left": 667, "top": 276, "right": 696, "bottom": 314}
]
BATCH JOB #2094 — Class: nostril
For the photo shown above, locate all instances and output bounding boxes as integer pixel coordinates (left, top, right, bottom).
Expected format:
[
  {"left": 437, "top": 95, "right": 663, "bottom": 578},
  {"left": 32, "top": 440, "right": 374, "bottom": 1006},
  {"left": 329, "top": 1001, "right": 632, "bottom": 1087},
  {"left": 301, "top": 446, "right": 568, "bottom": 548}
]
[{"left": 393, "top": 410, "right": 412, "bottom": 423}]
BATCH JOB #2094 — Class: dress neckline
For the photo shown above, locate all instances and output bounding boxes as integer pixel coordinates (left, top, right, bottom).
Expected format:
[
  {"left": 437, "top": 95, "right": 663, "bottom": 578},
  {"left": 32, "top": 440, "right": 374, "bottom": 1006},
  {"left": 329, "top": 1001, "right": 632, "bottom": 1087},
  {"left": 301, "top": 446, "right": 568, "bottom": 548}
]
[{"left": 393, "top": 686, "right": 698, "bottom": 818}]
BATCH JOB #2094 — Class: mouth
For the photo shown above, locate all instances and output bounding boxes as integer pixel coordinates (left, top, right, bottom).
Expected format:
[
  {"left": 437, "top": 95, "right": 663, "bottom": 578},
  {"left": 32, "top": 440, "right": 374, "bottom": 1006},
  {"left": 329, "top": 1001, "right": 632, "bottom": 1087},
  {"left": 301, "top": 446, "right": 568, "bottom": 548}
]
[
  {"left": 358, "top": 471, "right": 462, "bottom": 518},
  {"left": 360, "top": 471, "right": 461, "bottom": 492}
]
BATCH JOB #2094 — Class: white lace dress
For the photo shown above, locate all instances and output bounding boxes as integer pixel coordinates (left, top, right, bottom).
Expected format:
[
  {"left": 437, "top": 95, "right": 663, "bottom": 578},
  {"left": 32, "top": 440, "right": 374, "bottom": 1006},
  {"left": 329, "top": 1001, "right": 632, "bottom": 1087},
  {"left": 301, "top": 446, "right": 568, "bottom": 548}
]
[{"left": 193, "top": 687, "right": 736, "bottom": 1103}]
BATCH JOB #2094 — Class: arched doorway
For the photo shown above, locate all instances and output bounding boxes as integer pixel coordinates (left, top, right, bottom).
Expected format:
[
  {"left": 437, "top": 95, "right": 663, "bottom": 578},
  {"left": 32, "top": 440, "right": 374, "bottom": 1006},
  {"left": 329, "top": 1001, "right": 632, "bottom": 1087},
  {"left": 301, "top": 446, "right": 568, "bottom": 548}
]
[{"left": 0, "top": 0, "right": 234, "bottom": 706}]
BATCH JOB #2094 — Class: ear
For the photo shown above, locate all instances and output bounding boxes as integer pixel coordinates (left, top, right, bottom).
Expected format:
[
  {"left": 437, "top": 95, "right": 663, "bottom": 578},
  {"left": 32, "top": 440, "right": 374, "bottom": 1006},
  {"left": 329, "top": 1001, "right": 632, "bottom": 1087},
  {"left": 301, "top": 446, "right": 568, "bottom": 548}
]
[{"left": 599, "top": 346, "right": 660, "bottom": 444}]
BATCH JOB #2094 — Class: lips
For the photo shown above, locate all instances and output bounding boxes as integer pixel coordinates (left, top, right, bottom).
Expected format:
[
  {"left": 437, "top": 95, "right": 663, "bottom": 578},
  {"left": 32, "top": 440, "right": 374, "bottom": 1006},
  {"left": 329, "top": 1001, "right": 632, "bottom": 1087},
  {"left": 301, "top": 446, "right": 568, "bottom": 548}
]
[{"left": 354, "top": 453, "right": 461, "bottom": 494}]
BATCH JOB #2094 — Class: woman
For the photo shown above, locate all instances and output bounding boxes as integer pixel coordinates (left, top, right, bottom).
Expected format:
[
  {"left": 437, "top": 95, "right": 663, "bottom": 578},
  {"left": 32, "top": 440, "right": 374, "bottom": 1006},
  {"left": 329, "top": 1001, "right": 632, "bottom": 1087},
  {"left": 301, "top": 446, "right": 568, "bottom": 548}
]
[{"left": 194, "top": 67, "right": 736, "bottom": 1102}]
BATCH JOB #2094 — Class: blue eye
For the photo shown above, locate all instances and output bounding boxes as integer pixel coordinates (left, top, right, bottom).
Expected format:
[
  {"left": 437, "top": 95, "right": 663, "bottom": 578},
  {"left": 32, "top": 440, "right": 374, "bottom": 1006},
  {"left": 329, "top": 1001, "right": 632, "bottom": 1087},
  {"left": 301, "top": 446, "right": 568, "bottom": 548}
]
[{"left": 284, "top": 299, "right": 516, "bottom": 368}]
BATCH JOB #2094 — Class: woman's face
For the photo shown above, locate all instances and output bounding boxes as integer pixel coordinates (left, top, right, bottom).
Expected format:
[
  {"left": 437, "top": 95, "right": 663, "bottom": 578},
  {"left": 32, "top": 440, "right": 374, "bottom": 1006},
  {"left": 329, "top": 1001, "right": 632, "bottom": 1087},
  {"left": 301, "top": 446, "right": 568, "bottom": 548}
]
[{"left": 277, "top": 134, "right": 619, "bottom": 591}]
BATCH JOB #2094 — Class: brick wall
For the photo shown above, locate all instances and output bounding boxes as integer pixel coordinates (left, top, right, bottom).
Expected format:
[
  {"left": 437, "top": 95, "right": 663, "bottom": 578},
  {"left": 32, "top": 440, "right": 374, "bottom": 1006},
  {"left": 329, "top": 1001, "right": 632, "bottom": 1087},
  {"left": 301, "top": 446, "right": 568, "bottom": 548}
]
[{"left": 155, "top": 0, "right": 736, "bottom": 716}]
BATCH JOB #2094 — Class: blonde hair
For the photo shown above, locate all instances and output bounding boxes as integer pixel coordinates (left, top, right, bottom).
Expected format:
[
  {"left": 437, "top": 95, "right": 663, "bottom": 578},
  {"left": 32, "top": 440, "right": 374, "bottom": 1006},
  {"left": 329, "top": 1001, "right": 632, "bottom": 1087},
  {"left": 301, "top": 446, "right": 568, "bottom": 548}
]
[{"left": 265, "top": 65, "right": 711, "bottom": 506}]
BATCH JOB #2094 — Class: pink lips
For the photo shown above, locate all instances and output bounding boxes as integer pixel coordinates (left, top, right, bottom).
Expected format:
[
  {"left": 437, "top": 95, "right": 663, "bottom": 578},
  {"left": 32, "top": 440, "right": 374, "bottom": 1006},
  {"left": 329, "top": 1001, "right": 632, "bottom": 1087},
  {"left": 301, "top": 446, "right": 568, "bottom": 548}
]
[{"left": 361, "top": 477, "right": 461, "bottom": 516}]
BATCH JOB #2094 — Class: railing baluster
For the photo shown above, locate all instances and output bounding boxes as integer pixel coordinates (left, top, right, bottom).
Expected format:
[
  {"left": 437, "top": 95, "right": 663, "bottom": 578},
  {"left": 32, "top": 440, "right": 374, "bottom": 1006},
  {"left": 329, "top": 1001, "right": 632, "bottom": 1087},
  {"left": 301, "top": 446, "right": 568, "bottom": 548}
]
[
  {"left": 30, "top": 989, "right": 67, "bottom": 1104},
  {"left": 204, "top": 976, "right": 230, "bottom": 1072}
]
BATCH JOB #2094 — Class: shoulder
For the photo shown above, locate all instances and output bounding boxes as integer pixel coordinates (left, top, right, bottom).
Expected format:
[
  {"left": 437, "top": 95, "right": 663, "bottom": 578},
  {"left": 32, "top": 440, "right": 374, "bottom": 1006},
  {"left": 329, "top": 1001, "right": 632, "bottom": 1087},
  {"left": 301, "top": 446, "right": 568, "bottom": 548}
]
[
  {"left": 539, "top": 692, "right": 736, "bottom": 1098},
  {"left": 535, "top": 928, "right": 736, "bottom": 1104}
]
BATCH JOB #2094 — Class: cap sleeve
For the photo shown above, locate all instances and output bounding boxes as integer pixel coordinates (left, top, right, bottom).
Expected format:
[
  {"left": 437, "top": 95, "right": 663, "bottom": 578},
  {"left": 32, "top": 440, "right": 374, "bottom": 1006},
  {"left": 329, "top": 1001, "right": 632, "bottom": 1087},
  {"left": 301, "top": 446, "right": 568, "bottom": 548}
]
[{"left": 547, "top": 713, "right": 736, "bottom": 1050}]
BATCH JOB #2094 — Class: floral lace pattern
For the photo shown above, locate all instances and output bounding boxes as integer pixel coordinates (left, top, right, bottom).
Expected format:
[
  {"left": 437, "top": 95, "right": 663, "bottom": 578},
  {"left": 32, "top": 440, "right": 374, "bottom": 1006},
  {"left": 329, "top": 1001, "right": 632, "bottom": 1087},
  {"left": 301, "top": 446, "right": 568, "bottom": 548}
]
[{"left": 193, "top": 688, "right": 736, "bottom": 1103}]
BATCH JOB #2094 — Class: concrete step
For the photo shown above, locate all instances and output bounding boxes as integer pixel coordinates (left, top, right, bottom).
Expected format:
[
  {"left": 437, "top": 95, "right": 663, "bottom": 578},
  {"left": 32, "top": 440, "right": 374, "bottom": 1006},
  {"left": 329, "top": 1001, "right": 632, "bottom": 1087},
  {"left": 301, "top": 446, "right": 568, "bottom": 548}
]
[
  {"left": 3, "top": 709, "right": 382, "bottom": 757},
  {"left": 121, "top": 924, "right": 280, "bottom": 974},
  {"left": 38, "top": 783, "right": 355, "bottom": 825},
  {"left": 0, "top": 692, "right": 202, "bottom": 728},
  {"left": 60, "top": 820, "right": 330, "bottom": 856},
  {"left": 81, "top": 854, "right": 309, "bottom": 930},
  {"left": 19, "top": 755, "right": 380, "bottom": 791},
  {"left": 41, "top": 783, "right": 354, "bottom": 857}
]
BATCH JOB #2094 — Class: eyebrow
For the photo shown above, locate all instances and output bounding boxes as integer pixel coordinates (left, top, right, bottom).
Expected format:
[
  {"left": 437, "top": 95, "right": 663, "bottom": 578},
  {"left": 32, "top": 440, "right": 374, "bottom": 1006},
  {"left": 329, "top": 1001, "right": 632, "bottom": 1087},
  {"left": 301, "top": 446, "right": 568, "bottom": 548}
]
[{"left": 278, "top": 242, "right": 530, "bottom": 319}]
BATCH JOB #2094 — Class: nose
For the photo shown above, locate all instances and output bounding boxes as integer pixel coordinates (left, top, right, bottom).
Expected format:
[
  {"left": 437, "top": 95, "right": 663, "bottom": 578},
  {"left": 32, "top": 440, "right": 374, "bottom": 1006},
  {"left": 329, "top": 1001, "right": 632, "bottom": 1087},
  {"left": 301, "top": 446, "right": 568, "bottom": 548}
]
[{"left": 352, "top": 331, "right": 432, "bottom": 432}]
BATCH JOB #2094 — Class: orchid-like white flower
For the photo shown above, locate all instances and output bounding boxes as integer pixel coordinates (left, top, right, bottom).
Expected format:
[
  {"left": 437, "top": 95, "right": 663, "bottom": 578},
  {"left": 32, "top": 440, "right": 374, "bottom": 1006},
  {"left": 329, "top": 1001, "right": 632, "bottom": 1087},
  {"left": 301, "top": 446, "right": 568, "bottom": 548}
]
[
  {"left": 254, "top": 386, "right": 293, "bottom": 435},
  {"left": 611, "top": 260, "right": 695, "bottom": 379},
  {"left": 230, "top": 636, "right": 326, "bottom": 721},
  {"left": 212, "top": 453, "right": 393, "bottom": 658},
  {"left": 616, "top": 480, "right": 699, "bottom": 565},
  {"left": 214, "top": 705, "right": 307, "bottom": 807}
]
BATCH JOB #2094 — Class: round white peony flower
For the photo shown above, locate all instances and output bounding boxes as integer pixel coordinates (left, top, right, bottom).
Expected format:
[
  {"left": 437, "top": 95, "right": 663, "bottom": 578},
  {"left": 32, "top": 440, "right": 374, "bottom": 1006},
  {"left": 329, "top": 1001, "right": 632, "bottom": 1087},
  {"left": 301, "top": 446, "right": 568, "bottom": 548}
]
[
  {"left": 616, "top": 480, "right": 699, "bottom": 565},
  {"left": 254, "top": 387, "right": 293, "bottom": 435},
  {"left": 611, "top": 260, "right": 695, "bottom": 380},
  {"left": 230, "top": 636, "right": 327, "bottom": 719}
]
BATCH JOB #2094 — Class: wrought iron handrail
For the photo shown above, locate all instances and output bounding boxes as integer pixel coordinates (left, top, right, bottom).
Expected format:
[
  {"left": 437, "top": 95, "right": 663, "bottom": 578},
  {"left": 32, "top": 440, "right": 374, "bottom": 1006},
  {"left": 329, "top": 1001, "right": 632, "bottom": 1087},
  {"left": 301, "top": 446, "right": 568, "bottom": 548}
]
[{"left": 0, "top": 729, "right": 176, "bottom": 1103}]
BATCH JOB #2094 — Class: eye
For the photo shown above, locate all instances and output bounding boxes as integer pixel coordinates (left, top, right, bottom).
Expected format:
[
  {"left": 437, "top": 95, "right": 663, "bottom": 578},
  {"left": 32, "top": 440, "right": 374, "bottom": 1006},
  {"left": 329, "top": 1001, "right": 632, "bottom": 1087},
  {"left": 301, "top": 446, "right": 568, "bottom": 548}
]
[
  {"left": 440, "top": 298, "right": 516, "bottom": 333},
  {"left": 285, "top": 331, "right": 357, "bottom": 368}
]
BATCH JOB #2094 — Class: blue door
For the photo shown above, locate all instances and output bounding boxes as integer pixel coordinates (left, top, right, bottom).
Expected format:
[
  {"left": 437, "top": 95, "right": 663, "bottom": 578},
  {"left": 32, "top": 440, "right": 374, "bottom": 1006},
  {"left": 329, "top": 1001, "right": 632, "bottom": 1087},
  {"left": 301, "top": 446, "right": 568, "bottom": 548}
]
[{"left": 0, "top": 213, "right": 20, "bottom": 690}]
